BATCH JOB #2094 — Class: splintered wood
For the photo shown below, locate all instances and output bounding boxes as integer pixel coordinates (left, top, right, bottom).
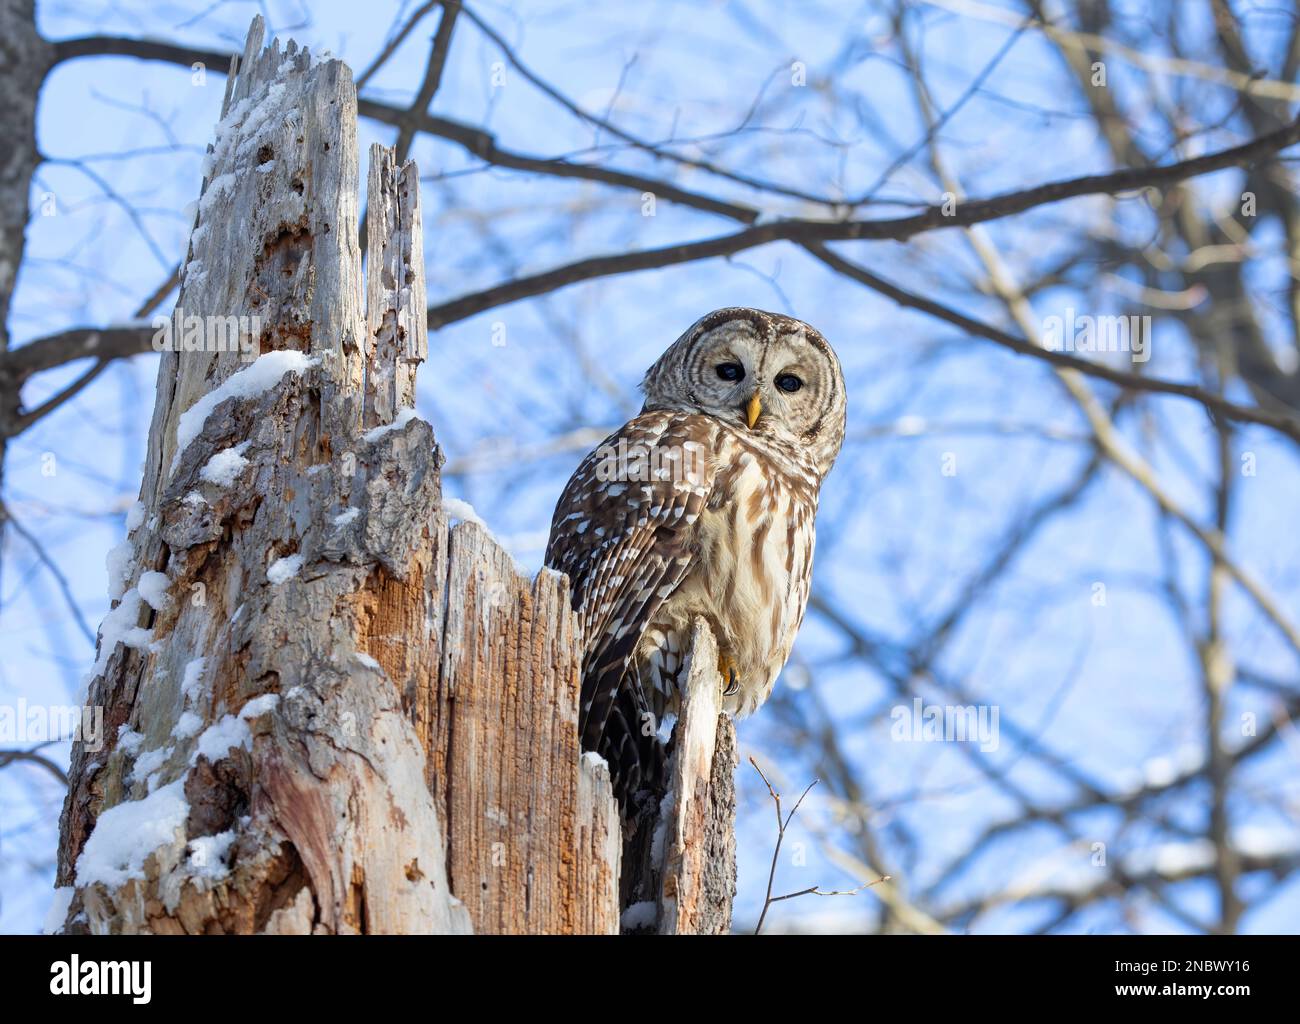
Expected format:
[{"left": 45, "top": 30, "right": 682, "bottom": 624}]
[
  {"left": 363, "top": 148, "right": 426, "bottom": 430},
  {"left": 621, "top": 619, "right": 738, "bottom": 935},
  {"left": 54, "top": 15, "right": 734, "bottom": 937},
  {"left": 414, "top": 521, "right": 620, "bottom": 934}
]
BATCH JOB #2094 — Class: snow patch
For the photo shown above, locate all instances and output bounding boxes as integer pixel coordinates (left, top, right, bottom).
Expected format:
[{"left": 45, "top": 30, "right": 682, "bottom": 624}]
[
  {"left": 233, "top": 82, "right": 288, "bottom": 161},
  {"left": 187, "top": 830, "right": 237, "bottom": 880},
  {"left": 75, "top": 779, "right": 189, "bottom": 887},
  {"left": 192, "top": 715, "right": 249, "bottom": 763},
  {"left": 90, "top": 589, "right": 154, "bottom": 680},
  {"left": 129, "top": 745, "right": 172, "bottom": 784},
  {"left": 620, "top": 901, "right": 658, "bottom": 931},
  {"left": 363, "top": 406, "right": 418, "bottom": 443},
  {"left": 267, "top": 553, "right": 304, "bottom": 584},
  {"left": 172, "top": 711, "right": 204, "bottom": 740},
  {"left": 181, "top": 657, "right": 207, "bottom": 702},
  {"left": 239, "top": 694, "right": 280, "bottom": 719},
  {"left": 43, "top": 887, "right": 75, "bottom": 935},
  {"left": 198, "top": 441, "right": 252, "bottom": 487},
  {"left": 443, "top": 497, "right": 487, "bottom": 530},
  {"left": 137, "top": 570, "right": 172, "bottom": 611},
  {"left": 105, "top": 540, "right": 134, "bottom": 600},
  {"left": 116, "top": 726, "right": 144, "bottom": 756},
  {"left": 171, "top": 351, "right": 317, "bottom": 474},
  {"left": 333, "top": 507, "right": 360, "bottom": 526},
  {"left": 125, "top": 501, "right": 146, "bottom": 532}
]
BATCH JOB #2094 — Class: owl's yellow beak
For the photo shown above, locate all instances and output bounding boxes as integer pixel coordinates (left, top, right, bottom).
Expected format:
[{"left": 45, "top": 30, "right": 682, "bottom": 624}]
[{"left": 745, "top": 393, "right": 762, "bottom": 428}]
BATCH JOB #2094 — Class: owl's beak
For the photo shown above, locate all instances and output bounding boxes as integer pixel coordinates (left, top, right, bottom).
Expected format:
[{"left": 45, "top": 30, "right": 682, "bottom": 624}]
[{"left": 745, "top": 392, "right": 762, "bottom": 428}]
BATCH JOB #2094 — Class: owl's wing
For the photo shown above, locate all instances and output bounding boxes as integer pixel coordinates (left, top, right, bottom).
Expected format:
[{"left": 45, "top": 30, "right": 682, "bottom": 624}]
[{"left": 545, "top": 411, "right": 718, "bottom": 790}]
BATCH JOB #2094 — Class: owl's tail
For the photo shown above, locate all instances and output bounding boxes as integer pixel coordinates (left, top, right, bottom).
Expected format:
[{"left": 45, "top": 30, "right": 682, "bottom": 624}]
[
  {"left": 581, "top": 662, "right": 681, "bottom": 917},
  {"left": 580, "top": 660, "right": 667, "bottom": 806}
]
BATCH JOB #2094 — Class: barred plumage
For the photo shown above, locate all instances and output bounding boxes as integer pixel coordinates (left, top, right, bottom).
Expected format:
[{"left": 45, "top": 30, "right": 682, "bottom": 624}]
[{"left": 545, "top": 308, "right": 846, "bottom": 802}]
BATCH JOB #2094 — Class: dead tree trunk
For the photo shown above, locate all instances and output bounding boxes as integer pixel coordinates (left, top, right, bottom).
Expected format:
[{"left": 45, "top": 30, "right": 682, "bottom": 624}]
[{"left": 52, "top": 17, "right": 735, "bottom": 935}]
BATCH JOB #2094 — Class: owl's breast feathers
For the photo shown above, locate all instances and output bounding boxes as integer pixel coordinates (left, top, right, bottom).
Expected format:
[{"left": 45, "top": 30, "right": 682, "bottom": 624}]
[{"left": 544, "top": 409, "right": 822, "bottom": 796}]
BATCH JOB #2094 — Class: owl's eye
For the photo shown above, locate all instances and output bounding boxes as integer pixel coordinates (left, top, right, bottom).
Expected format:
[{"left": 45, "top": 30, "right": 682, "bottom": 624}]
[
  {"left": 776, "top": 373, "right": 803, "bottom": 393},
  {"left": 715, "top": 362, "right": 745, "bottom": 382}
]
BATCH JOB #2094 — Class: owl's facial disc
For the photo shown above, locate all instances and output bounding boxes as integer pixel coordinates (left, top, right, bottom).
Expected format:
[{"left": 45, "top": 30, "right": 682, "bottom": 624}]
[
  {"left": 692, "top": 322, "right": 811, "bottom": 435},
  {"left": 640, "top": 307, "right": 846, "bottom": 475}
]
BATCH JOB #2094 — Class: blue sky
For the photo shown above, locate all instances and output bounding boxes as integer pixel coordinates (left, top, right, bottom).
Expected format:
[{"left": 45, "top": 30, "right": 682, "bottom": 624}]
[{"left": 3, "top": 0, "right": 1299, "bottom": 933}]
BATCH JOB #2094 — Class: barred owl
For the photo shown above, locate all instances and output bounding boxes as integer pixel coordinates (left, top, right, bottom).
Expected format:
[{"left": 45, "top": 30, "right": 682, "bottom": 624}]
[{"left": 545, "top": 307, "right": 846, "bottom": 803}]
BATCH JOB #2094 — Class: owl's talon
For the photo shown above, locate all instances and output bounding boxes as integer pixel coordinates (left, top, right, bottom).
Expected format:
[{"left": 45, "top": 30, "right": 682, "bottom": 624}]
[{"left": 718, "top": 653, "right": 740, "bottom": 697}]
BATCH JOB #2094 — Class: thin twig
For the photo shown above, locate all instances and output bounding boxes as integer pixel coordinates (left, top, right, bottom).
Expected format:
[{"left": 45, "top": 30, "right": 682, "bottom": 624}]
[
  {"left": 1, "top": 503, "right": 97, "bottom": 645},
  {"left": 750, "top": 758, "right": 885, "bottom": 933}
]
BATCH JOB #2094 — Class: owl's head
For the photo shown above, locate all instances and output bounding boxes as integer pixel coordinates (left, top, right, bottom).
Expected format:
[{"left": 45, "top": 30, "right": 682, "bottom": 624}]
[{"left": 641, "top": 307, "right": 847, "bottom": 477}]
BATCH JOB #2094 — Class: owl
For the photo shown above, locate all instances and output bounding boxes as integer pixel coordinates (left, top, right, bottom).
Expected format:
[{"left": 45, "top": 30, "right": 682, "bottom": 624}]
[{"left": 545, "top": 307, "right": 846, "bottom": 804}]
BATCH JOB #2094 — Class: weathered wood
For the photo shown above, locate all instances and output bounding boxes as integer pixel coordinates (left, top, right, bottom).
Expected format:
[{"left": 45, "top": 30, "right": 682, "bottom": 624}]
[
  {"left": 620, "top": 618, "right": 738, "bottom": 934},
  {"left": 55, "top": 17, "right": 468, "bottom": 935},
  {"left": 656, "top": 620, "right": 738, "bottom": 934},
  {"left": 577, "top": 754, "right": 624, "bottom": 932},
  {"left": 363, "top": 146, "right": 425, "bottom": 430},
  {"left": 52, "top": 16, "right": 730, "bottom": 937},
  {"left": 414, "top": 519, "right": 619, "bottom": 933}
]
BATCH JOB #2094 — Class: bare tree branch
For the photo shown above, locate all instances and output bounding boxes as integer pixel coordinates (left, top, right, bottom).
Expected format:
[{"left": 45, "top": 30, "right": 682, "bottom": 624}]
[{"left": 0, "top": 744, "right": 70, "bottom": 786}]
